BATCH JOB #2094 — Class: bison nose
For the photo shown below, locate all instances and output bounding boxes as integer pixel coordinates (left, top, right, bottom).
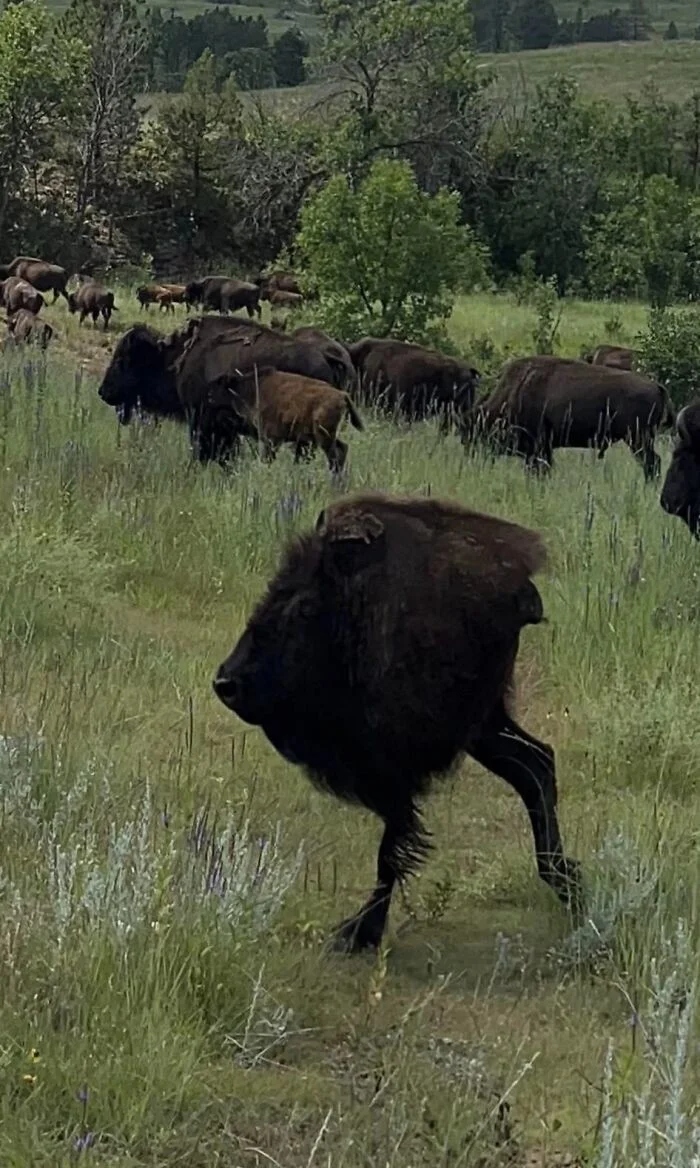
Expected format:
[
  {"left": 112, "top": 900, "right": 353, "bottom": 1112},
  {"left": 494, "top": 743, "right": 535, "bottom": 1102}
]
[{"left": 213, "top": 670, "right": 239, "bottom": 709}]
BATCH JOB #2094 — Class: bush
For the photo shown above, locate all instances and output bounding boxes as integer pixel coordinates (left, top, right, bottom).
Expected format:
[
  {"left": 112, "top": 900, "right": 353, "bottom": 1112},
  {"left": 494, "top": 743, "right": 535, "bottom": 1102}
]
[
  {"left": 636, "top": 307, "right": 700, "bottom": 407},
  {"left": 294, "top": 157, "right": 489, "bottom": 343}
]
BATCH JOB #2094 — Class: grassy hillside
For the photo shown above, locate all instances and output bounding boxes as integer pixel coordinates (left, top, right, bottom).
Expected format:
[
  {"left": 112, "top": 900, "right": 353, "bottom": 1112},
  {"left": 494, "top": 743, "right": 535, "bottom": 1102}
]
[{"left": 2, "top": 289, "right": 700, "bottom": 1163}]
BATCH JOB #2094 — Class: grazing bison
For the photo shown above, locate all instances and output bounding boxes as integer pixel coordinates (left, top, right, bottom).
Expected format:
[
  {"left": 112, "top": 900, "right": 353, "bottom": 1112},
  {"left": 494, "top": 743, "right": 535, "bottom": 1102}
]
[
  {"left": 268, "top": 289, "right": 303, "bottom": 310},
  {"left": 216, "top": 367, "right": 363, "bottom": 471},
  {"left": 660, "top": 401, "right": 700, "bottom": 537},
  {"left": 0, "top": 257, "right": 69, "bottom": 302},
  {"left": 136, "top": 284, "right": 166, "bottom": 310},
  {"left": 98, "top": 317, "right": 341, "bottom": 452},
  {"left": 184, "top": 276, "right": 261, "bottom": 318},
  {"left": 292, "top": 327, "right": 355, "bottom": 389},
  {"left": 6, "top": 309, "right": 53, "bottom": 348},
  {"left": 214, "top": 491, "right": 579, "bottom": 952},
  {"left": 584, "top": 345, "right": 636, "bottom": 371},
  {"left": 466, "top": 355, "right": 674, "bottom": 479},
  {"left": 0, "top": 277, "right": 44, "bottom": 315},
  {"left": 348, "top": 337, "right": 480, "bottom": 426},
  {"left": 68, "top": 282, "right": 118, "bottom": 329}
]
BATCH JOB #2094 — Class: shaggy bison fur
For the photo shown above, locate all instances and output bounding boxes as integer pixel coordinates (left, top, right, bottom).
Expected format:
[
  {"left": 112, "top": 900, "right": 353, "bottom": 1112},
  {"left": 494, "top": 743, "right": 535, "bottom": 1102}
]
[
  {"left": 214, "top": 492, "right": 579, "bottom": 952},
  {"left": 467, "top": 355, "right": 674, "bottom": 479},
  {"left": 660, "top": 401, "right": 700, "bottom": 536}
]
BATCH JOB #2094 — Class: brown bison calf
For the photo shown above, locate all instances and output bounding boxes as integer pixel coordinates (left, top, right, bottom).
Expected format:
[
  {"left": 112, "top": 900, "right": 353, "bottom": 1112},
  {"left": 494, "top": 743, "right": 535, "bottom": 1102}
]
[
  {"left": 214, "top": 492, "right": 579, "bottom": 952},
  {"left": 225, "top": 367, "right": 364, "bottom": 471},
  {"left": 0, "top": 277, "right": 44, "bottom": 315},
  {"left": 6, "top": 308, "right": 53, "bottom": 348},
  {"left": 68, "top": 282, "right": 118, "bottom": 329},
  {"left": 268, "top": 289, "right": 303, "bottom": 310}
]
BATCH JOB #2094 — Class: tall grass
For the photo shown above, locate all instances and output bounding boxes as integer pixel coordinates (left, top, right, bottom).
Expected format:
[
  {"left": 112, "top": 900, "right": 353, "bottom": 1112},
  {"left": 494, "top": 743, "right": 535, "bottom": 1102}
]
[{"left": 2, "top": 296, "right": 700, "bottom": 1163}]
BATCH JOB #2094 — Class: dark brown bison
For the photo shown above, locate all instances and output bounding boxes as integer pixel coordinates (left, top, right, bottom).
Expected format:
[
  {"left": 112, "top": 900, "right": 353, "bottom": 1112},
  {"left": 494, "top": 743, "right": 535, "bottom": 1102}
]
[
  {"left": 292, "top": 327, "right": 355, "bottom": 389},
  {"left": 0, "top": 257, "right": 69, "bottom": 302},
  {"left": 68, "top": 282, "right": 118, "bottom": 329},
  {"left": 660, "top": 401, "right": 700, "bottom": 536},
  {"left": 584, "top": 345, "right": 636, "bottom": 371},
  {"left": 184, "top": 276, "right": 261, "bottom": 318},
  {"left": 213, "top": 491, "right": 579, "bottom": 952},
  {"left": 347, "top": 337, "right": 480, "bottom": 426},
  {"left": 208, "top": 367, "right": 363, "bottom": 471},
  {"left": 467, "top": 355, "right": 674, "bottom": 479},
  {"left": 4, "top": 309, "right": 53, "bottom": 348},
  {"left": 98, "top": 317, "right": 342, "bottom": 454},
  {"left": 0, "top": 277, "right": 44, "bottom": 315}
]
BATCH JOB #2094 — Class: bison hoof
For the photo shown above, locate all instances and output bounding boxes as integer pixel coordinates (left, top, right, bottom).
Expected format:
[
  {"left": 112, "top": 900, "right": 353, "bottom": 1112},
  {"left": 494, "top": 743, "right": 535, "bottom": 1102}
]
[{"left": 331, "top": 913, "right": 385, "bottom": 954}]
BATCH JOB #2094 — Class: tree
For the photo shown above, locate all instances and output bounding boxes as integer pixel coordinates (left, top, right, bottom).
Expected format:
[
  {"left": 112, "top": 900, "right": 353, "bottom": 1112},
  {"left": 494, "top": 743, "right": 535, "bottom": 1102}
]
[
  {"left": 0, "top": 1, "right": 84, "bottom": 242},
  {"left": 272, "top": 28, "right": 308, "bottom": 87},
  {"left": 294, "top": 158, "right": 488, "bottom": 341},
  {"left": 508, "top": 0, "right": 559, "bottom": 50},
  {"left": 664, "top": 20, "right": 679, "bottom": 40},
  {"left": 58, "top": 0, "right": 146, "bottom": 225},
  {"left": 316, "top": 0, "right": 483, "bottom": 165}
]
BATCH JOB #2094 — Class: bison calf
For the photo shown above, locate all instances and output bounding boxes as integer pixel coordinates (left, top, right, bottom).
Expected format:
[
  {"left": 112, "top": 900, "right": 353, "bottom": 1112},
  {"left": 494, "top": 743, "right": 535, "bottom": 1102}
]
[
  {"left": 219, "top": 368, "right": 363, "bottom": 471},
  {"left": 68, "top": 282, "right": 118, "bottom": 329},
  {"left": 6, "top": 309, "right": 53, "bottom": 348},
  {"left": 0, "top": 277, "right": 45, "bottom": 316},
  {"left": 214, "top": 492, "right": 579, "bottom": 952}
]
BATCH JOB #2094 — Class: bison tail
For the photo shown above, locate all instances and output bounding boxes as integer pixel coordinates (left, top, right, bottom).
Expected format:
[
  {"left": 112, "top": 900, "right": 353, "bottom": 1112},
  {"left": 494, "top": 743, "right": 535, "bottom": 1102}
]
[
  {"left": 660, "top": 388, "right": 676, "bottom": 430},
  {"left": 344, "top": 395, "right": 364, "bottom": 431}
]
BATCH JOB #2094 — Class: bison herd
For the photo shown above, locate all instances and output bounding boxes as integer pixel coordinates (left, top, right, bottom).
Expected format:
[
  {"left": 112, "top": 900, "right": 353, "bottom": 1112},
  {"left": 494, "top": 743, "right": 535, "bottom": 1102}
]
[{"left": 4, "top": 253, "right": 700, "bottom": 953}]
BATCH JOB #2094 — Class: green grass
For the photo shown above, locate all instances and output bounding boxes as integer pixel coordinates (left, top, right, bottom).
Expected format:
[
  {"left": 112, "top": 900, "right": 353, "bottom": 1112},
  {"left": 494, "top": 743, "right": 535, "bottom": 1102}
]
[{"left": 3, "top": 289, "right": 700, "bottom": 1164}]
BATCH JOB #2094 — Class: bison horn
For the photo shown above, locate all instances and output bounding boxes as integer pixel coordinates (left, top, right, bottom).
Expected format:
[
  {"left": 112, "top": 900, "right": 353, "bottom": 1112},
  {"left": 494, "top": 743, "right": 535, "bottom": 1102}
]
[{"left": 677, "top": 405, "right": 691, "bottom": 443}]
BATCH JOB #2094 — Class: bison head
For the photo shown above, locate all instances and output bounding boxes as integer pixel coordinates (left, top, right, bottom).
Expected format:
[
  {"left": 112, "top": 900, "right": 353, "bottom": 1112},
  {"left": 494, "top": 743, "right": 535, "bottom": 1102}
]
[
  {"left": 213, "top": 506, "right": 385, "bottom": 763},
  {"left": 66, "top": 292, "right": 78, "bottom": 314},
  {"left": 660, "top": 402, "right": 700, "bottom": 537},
  {"left": 98, "top": 325, "right": 173, "bottom": 425},
  {"left": 184, "top": 280, "right": 203, "bottom": 307}
]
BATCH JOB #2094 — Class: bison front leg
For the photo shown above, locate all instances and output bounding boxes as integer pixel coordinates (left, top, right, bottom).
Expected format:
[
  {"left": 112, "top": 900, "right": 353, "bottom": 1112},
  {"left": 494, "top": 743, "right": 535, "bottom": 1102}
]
[
  {"left": 333, "top": 805, "right": 429, "bottom": 953},
  {"left": 469, "top": 702, "right": 580, "bottom": 910}
]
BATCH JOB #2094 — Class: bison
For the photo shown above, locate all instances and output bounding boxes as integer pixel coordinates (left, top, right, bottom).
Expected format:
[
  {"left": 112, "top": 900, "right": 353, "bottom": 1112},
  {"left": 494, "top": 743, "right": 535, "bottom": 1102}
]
[
  {"left": 347, "top": 337, "right": 480, "bottom": 426},
  {"left": 258, "top": 270, "right": 302, "bottom": 298},
  {"left": 0, "top": 277, "right": 44, "bottom": 316},
  {"left": 584, "top": 345, "right": 636, "bottom": 371},
  {"left": 0, "top": 257, "right": 69, "bottom": 303},
  {"left": 267, "top": 289, "right": 303, "bottom": 310},
  {"left": 184, "top": 276, "right": 261, "bottom": 318},
  {"left": 292, "top": 327, "right": 355, "bottom": 389},
  {"left": 98, "top": 317, "right": 343, "bottom": 451},
  {"left": 207, "top": 367, "right": 363, "bottom": 471},
  {"left": 466, "top": 355, "right": 674, "bottom": 479},
  {"left": 213, "top": 491, "right": 579, "bottom": 952},
  {"left": 6, "top": 309, "right": 53, "bottom": 348},
  {"left": 660, "top": 401, "right": 700, "bottom": 537},
  {"left": 68, "top": 282, "right": 118, "bottom": 329}
]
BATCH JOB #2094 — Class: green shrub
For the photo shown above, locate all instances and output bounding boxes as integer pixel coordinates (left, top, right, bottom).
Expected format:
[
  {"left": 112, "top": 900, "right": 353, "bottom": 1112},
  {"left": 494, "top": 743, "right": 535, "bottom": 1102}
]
[{"left": 636, "top": 307, "right": 700, "bottom": 406}]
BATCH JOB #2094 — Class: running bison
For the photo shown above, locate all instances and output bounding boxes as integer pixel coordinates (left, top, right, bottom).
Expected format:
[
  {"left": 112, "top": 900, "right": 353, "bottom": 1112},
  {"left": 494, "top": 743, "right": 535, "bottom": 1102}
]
[
  {"left": 584, "top": 345, "right": 636, "bottom": 371},
  {"left": 348, "top": 337, "right": 480, "bottom": 426},
  {"left": 0, "top": 277, "right": 44, "bottom": 315},
  {"left": 466, "top": 356, "right": 674, "bottom": 479},
  {"left": 660, "top": 401, "right": 700, "bottom": 537},
  {"left": 184, "top": 276, "right": 261, "bottom": 318},
  {"left": 192, "top": 367, "right": 363, "bottom": 470},
  {"left": 0, "top": 257, "right": 69, "bottom": 302},
  {"left": 98, "top": 317, "right": 343, "bottom": 450},
  {"left": 213, "top": 491, "right": 579, "bottom": 952},
  {"left": 68, "top": 281, "right": 118, "bottom": 329}
]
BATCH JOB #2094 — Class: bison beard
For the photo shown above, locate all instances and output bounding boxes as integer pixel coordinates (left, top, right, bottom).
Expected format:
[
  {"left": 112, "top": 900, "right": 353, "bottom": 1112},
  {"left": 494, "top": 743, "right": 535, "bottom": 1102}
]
[{"left": 213, "top": 492, "right": 579, "bottom": 953}]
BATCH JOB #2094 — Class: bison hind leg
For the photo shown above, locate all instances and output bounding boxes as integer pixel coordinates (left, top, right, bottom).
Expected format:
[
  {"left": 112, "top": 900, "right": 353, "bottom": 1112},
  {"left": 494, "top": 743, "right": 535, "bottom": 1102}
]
[
  {"left": 468, "top": 702, "right": 580, "bottom": 911},
  {"left": 631, "top": 436, "right": 660, "bottom": 481},
  {"left": 327, "top": 438, "right": 348, "bottom": 474},
  {"left": 333, "top": 805, "right": 430, "bottom": 954}
]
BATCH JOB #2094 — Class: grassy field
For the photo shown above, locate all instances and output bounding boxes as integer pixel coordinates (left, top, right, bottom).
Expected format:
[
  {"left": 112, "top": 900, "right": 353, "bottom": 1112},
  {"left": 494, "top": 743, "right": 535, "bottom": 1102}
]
[{"left": 2, "top": 290, "right": 700, "bottom": 1164}]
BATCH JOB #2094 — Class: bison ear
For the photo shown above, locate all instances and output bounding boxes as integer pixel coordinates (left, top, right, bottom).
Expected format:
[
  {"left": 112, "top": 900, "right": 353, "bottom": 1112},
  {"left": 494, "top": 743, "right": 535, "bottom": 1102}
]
[{"left": 317, "top": 506, "right": 385, "bottom": 577}]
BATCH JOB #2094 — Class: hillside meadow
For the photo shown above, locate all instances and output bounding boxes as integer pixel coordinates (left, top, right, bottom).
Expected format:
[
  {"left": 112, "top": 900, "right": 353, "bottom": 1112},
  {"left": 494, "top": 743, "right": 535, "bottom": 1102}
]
[{"left": 2, "top": 290, "right": 700, "bottom": 1164}]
